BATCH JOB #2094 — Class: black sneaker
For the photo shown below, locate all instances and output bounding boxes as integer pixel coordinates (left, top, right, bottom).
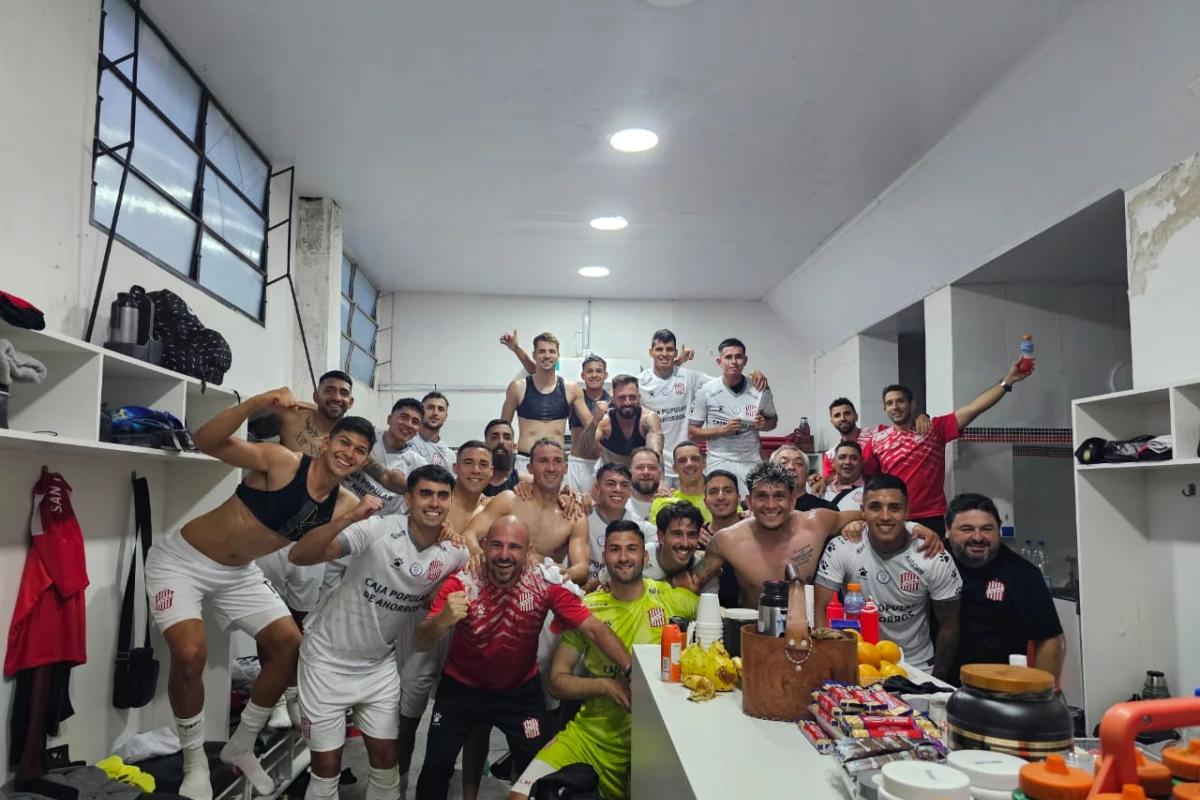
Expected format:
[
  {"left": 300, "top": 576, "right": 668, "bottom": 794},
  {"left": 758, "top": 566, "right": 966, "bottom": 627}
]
[{"left": 489, "top": 753, "right": 514, "bottom": 782}]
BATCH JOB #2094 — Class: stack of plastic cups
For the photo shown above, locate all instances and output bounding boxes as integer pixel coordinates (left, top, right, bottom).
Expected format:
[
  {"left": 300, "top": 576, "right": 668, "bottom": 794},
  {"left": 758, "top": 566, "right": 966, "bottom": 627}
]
[{"left": 693, "top": 593, "right": 723, "bottom": 648}]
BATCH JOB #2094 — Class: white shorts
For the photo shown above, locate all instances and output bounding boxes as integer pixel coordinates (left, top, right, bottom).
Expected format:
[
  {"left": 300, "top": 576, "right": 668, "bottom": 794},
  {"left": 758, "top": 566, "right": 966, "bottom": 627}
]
[
  {"left": 566, "top": 454, "right": 598, "bottom": 494},
  {"left": 397, "top": 628, "right": 451, "bottom": 719},
  {"left": 256, "top": 546, "right": 324, "bottom": 613},
  {"left": 515, "top": 453, "right": 530, "bottom": 475},
  {"left": 537, "top": 615, "right": 560, "bottom": 711},
  {"left": 298, "top": 657, "right": 400, "bottom": 752},
  {"left": 704, "top": 457, "right": 761, "bottom": 500},
  {"left": 145, "top": 530, "right": 290, "bottom": 635}
]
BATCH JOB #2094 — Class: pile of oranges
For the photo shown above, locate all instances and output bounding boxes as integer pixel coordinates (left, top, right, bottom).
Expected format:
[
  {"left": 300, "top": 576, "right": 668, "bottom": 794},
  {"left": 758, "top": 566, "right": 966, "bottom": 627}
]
[{"left": 853, "top": 633, "right": 907, "bottom": 684}]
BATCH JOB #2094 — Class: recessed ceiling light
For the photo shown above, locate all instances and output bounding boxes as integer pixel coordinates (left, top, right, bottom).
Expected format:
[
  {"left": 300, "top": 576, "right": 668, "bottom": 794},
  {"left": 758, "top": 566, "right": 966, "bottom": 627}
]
[
  {"left": 609, "top": 128, "right": 659, "bottom": 153},
  {"left": 646, "top": 0, "right": 695, "bottom": 6},
  {"left": 579, "top": 266, "right": 610, "bottom": 278},
  {"left": 590, "top": 216, "right": 628, "bottom": 231}
]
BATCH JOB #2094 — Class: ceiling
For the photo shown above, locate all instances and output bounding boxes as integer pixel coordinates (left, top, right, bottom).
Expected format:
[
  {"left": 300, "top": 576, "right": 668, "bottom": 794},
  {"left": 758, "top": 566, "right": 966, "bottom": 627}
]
[
  {"left": 144, "top": 0, "right": 1077, "bottom": 300},
  {"left": 955, "top": 190, "right": 1127, "bottom": 285}
]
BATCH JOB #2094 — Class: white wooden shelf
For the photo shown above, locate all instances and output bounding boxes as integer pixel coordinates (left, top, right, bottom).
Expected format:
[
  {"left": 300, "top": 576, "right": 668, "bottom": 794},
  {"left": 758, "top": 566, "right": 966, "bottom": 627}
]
[
  {"left": 0, "top": 428, "right": 219, "bottom": 462},
  {"left": 1076, "top": 457, "right": 1200, "bottom": 472}
]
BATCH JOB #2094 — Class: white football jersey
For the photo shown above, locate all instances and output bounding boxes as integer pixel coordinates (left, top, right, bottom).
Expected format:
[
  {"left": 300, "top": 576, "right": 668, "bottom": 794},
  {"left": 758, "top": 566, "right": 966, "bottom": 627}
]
[
  {"left": 688, "top": 378, "right": 776, "bottom": 462},
  {"left": 342, "top": 439, "right": 428, "bottom": 515},
  {"left": 409, "top": 435, "right": 455, "bottom": 470},
  {"left": 587, "top": 507, "right": 656, "bottom": 581},
  {"left": 638, "top": 367, "right": 710, "bottom": 478},
  {"left": 301, "top": 515, "right": 469, "bottom": 672}
]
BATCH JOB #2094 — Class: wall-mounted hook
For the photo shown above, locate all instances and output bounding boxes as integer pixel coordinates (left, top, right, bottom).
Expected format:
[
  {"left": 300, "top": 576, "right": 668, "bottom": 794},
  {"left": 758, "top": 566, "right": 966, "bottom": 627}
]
[{"left": 1183, "top": 483, "right": 1196, "bottom": 498}]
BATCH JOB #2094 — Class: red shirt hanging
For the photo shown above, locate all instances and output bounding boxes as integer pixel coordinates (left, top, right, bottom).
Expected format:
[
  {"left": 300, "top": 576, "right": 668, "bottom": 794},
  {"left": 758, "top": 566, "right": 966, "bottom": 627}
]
[{"left": 5, "top": 472, "right": 89, "bottom": 676}]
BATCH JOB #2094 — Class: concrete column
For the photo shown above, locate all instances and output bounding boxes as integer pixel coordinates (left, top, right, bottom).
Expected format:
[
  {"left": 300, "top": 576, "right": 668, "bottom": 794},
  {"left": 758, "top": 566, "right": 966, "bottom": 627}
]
[
  {"left": 292, "top": 198, "right": 344, "bottom": 396},
  {"left": 857, "top": 334, "right": 899, "bottom": 427}
]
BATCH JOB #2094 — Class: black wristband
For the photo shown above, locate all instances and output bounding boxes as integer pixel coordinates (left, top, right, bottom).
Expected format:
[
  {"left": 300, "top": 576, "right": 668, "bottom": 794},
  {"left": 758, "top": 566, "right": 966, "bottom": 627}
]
[{"left": 999, "top": 379, "right": 1012, "bottom": 393}]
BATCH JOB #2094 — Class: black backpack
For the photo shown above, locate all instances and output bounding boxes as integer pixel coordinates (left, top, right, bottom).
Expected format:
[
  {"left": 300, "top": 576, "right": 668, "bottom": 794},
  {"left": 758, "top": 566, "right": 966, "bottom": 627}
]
[{"left": 146, "top": 289, "right": 232, "bottom": 386}]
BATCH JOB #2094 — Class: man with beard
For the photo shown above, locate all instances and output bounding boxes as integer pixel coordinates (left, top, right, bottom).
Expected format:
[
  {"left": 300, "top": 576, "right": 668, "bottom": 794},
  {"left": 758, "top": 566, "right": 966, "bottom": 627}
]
[
  {"left": 576, "top": 374, "right": 664, "bottom": 468},
  {"left": 510, "top": 519, "right": 698, "bottom": 800},
  {"left": 815, "top": 475, "right": 962, "bottom": 680},
  {"left": 862, "top": 360, "right": 1033, "bottom": 535},
  {"left": 770, "top": 445, "right": 837, "bottom": 512},
  {"left": 626, "top": 447, "right": 664, "bottom": 519},
  {"left": 288, "top": 465, "right": 470, "bottom": 800},
  {"left": 676, "top": 463, "right": 944, "bottom": 609},
  {"left": 500, "top": 332, "right": 595, "bottom": 471},
  {"left": 638, "top": 329, "right": 769, "bottom": 488},
  {"left": 585, "top": 463, "right": 655, "bottom": 587},
  {"left": 705, "top": 470, "right": 747, "bottom": 607},
  {"left": 649, "top": 441, "right": 717, "bottom": 525},
  {"left": 823, "top": 440, "right": 866, "bottom": 511},
  {"left": 342, "top": 398, "right": 428, "bottom": 515},
  {"left": 410, "top": 391, "right": 455, "bottom": 469},
  {"left": 688, "top": 338, "right": 777, "bottom": 494},
  {"left": 144, "top": 388, "right": 379, "bottom": 800},
  {"left": 813, "top": 398, "right": 929, "bottom": 489},
  {"left": 504, "top": 333, "right": 611, "bottom": 495},
  {"left": 249, "top": 370, "right": 408, "bottom": 494},
  {"left": 483, "top": 418, "right": 525, "bottom": 497},
  {"left": 944, "top": 493, "right": 1063, "bottom": 683},
  {"left": 413, "top": 516, "right": 632, "bottom": 800}
]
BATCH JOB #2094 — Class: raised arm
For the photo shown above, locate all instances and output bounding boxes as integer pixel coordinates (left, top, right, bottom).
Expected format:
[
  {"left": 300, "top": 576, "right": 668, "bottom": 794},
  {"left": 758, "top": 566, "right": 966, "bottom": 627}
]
[
  {"left": 501, "top": 379, "right": 521, "bottom": 423},
  {"left": 567, "top": 382, "right": 594, "bottom": 429},
  {"left": 501, "top": 329, "right": 537, "bottom": 374},
  {"left": 955, "top": 360, "right": 1031, "bottom": 430},
  {"left": 361, "top": 457, "right": 409, "bottom": 494},
  {"left": 574, "top": 400, "right": 609, "bottom": 459},
  {"left": 194, "top": 388, "right": 301, "bottom": 473},
  {"left": 289, "top": 491, "right": 383, "bottom": 565},
  {"left": 642, "top": 409, "right": 664, "bottom": 456},
  {"left": 414, "top": 588, "right": 468, "bottom": 652},
  {"left": 931, "top": 598, "right": 961, "bottom": 682},
  {"left": 247, "top": 412, "right": 283, "bottom": 441}
]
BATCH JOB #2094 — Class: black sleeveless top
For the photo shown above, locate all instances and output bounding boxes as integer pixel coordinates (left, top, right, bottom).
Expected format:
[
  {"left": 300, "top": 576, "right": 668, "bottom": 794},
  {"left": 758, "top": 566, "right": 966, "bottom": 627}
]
[
  {"left": 570, "top": 389, "right": 610, "bottom": 430},
  {"left": 602, "top": 407, "right": 647, "bottom": 456},
  {"left": 482, "top": 468, "right": 520, "bottom": 497},
  {"left": 235, "top": 454, "right": 340, "bottom": 542},
  {"left": 516, "top": 376, "right": 569, "bottom": 421}
]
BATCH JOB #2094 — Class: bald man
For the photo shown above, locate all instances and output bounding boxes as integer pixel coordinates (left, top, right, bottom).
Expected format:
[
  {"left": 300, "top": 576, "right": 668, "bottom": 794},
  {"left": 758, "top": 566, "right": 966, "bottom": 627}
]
[{"left": 413, "top": 516, "right": 632, "bottom": 800}]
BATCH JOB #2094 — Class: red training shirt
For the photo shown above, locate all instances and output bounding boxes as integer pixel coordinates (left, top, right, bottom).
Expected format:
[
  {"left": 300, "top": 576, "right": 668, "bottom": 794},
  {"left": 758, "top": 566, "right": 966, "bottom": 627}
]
[
  {"left": 429, "top": 569, "right": 591, "bottom": 691},
  {"left": 6, "top": 472, "right": 89, "bottom": 676},
  {"left": 821, "top": 424, "right": 887, "bottom": 477},
  {"left": 861, "top": 414, "right": 960, "bottom": 519}
]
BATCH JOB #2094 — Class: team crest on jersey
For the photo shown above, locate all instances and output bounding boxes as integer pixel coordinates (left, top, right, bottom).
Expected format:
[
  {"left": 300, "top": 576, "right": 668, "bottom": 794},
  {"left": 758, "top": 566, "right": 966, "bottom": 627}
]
[
  {"left": 647, "top": 607, "right": 666, "bottom": 628},
  {"left": 985, "top": 579, "right": 1005, "bottom": 602},
  {"left": 155, "top": 589, "right": 174, "bottom": 612},
  {"left": 876, "top": 571, "right": 891, "bottom": 584},
  {"left": 392, "top": 557, "right": 405, "bottom": 570},
  {"left": 518, "top": 591, "right": 535, "bottom": 613},
  {"left": 427, "top": 559, "right": 444, "bottom": 582},
  {"left": 746, "top": 404, "right": 757, "bottom": 417},
  {"left": 899, "top": 572, "right": 920, "bottom": 593},
  {"left": 409, "top": 562, "right": 425, "bottom": 578},
  {"left": 674, "top": 382, "right": 685, "bottom": 395}
]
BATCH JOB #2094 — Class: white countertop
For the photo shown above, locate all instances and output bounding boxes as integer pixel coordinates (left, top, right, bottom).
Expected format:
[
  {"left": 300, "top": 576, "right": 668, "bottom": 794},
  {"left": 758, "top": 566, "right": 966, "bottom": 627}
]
[{"left": 629, "top": 643, "right": 945, "bottom": 800}]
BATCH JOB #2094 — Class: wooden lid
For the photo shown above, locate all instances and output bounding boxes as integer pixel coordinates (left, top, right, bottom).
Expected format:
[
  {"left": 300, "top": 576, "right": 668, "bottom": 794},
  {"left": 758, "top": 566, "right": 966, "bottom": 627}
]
[
  {"left": 1019, "top": 755, "right": 1094, "bottom": 800},
  {"left": 960, "top": 663, "right": 1056, "bottom": 693}
]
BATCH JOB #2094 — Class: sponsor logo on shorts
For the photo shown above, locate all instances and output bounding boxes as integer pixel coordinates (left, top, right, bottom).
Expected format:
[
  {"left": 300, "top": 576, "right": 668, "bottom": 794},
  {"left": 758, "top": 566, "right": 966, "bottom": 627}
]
[
  {"left": 300, "top": 716, "right": 311, "bottom": 740},
  {"left": 986, "top": 579, "right": 1006, "bottom": 602},
  {"left": 409, "top": 562, "right": 425, "bottom": 578},
  {"left": 522, "top": 717, "right": 541, "bottom": 739},
  {"left": 154, "top": 589, "right": 174, "bottom": 612},
  {"left": 647, "top": 607, "right": 666, "bottom": 628},
  {"left": 899, "top": 572, "right": 920, "bottom": 593},
  {"left": 427, "top": 559, "right": 444, "bottom": 582}
]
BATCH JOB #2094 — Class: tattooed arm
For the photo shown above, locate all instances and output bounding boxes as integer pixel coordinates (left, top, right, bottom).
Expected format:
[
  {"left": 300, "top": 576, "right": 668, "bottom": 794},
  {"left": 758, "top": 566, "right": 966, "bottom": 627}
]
[
  {"left": 574, "top": 401, "right": 609, "bottom": 459},
  {"left": 364, "top": 457, "right": 409, "bottom": 494},
  {"left": 672, "top": 530, "right": 726, "bottom": 593},
  {"left": 642, "top": 409, "right": 664, "bottom": 457}
]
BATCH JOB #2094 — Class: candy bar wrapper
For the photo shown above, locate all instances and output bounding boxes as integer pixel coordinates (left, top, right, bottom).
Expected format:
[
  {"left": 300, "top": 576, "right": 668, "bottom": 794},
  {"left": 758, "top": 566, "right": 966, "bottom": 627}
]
[
  {"left": 833, "top": 736, "right": 914, "bottom": 764},
  {"left": 842, "top": 747, "right": 942, "bottom": 776},
  {"left": 870, "top": 688, "right": 915, "bottom": 717},
  {"left": 841, "top": 714, "right": 920, "bottom": 731},
  {"left": 812, "top": 690, "right": 843, "bottom": 718},
  {"left": 798, "top": 720, "right": 834, "bottom": 755},
  {"left": 823, "top": 681, "right": 864, "bottom": 711},
  {"left": 850, "top": 688, "right": 887, "bottom": 712},
  {"left": 809, "top": 703, "right": 846, "bottom": 741}
]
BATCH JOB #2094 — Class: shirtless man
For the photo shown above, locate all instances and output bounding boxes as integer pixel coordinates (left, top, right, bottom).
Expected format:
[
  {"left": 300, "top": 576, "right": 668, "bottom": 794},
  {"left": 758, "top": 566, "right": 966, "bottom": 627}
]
[
  {"left": 144, "top": 388, "right": 381, "bottom": 800},
  {"left": 576, "top": 374, "right": 663, "bottom": 468},
  {"left": 676, "top": 462, "right": 942, "bottom": 608},
  {"left": 500, "top": 332, "right": 594, "bottom": 472},
  {"left": 249, "top": 370, "right": 407, "bottom": 494},
  {"left": 409, "top": 391, "right": 456, "bottom": 469}
]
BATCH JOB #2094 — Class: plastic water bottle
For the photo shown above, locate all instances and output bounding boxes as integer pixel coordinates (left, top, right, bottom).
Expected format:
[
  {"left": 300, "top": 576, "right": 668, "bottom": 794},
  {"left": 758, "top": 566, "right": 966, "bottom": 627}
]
[
  {"left": 1018, "top": 334, "right": 1035, "bottom": 373},
  {"left": 844, "top": 582, "right": 865, "bottom": 620},
  {"left": 1034, "top": 541, "right": 1051, "bottom": 588},
  {"left": 1021, "top": 540, "right": 1033, "bottom": 562}
]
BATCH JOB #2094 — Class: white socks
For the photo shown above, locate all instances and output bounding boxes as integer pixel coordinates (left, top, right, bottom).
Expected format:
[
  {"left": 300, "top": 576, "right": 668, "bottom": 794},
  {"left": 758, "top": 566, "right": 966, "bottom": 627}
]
[
  {"left": 220, "top": 701, "right": 276, "bottom": 795},
  {"left": 304, "top": 772, "right": 340, "bottom": 800},
  {"left": 285, "top": 686, "right": 302, "bottom": 729},
  {"left": 365, "top": 767, "right": 400, "bottom": 800},
  {"left": 268, "top": 695, "right": 291, "bottom": 729},
  {"left": 176, "top": 713, "right": 212, "bottom": 800}
]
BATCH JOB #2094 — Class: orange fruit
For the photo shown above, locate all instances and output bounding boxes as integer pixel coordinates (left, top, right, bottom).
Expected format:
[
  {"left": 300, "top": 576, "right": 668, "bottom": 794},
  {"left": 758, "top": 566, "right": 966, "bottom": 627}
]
[
  {"left": 880, "top": 663, "right": 908, "bottom": 679},
  {"left": 859, "top": 664, "right": 881, "bottom": 685},
  {"left": 876, "top": 640, "right": 902, "bottom": 664},
  {"left": 857, "top": 641, "right": 882, "bottom": 667}
]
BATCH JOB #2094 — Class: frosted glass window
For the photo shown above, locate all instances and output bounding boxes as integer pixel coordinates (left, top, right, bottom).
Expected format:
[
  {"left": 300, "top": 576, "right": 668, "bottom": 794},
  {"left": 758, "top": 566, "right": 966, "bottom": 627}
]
[
  {"left": 101, "top": 0, "right": 136, "bottom": 63},
  {"left": 348, "top": 346, "right": 376, "bottom": 386},
  {"left": 205, "top": 104, "right": 269, "bottom": 209},
  {"left": 340, "top": 296, "right": 351, "bottom": 335},
  {"left": 351, "top": 308, "right": 377, "bottom": 351},
  {"left": 340, "top": 337, "right": 351, "bottom": 370},
  {"left": 341, "top": 256, "right": 353, "bottom": 296},
  {"left": 352, "top": 269, "right": 378, "bottom": 316},
  {"left": 203, "top": 169, "right": 266, "bottom": 264},
  {"left": 198, "top": 234, "right": 265, "bottom": 317},
  {"left": 92, "top": 155, "right": 197, "bottom": 275}
]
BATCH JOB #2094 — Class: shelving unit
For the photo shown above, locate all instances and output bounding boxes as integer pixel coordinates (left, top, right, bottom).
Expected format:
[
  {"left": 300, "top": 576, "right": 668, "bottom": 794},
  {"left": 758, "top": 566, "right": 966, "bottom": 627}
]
[
  {"left": 0, "top": 320, "right": 247, "bottom": 770},
  {"left": 1073, "top": 379, "right": 1200, "bottom": 727}
]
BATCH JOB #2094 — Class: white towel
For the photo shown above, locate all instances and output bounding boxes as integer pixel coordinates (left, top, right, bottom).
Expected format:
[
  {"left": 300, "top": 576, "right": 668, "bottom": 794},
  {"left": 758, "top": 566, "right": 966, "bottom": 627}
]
[{"left": 0, "top": 338, "right": 47, "bottom": 385}]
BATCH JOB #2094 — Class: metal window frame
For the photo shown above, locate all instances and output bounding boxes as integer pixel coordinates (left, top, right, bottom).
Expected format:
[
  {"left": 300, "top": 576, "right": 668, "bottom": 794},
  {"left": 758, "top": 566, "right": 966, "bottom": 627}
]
[
  {"left": 340, "top": 256, "right": 378, "bottom": 386},
  {"left": 87, "top": 0, "right": 272, "bottom": 328}
]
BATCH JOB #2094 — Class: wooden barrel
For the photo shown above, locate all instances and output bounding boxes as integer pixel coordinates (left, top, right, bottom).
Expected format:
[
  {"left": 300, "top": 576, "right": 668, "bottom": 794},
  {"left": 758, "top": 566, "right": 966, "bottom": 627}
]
[{"left": 740, "top": 580, "right": 858, "bottom": 721}]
